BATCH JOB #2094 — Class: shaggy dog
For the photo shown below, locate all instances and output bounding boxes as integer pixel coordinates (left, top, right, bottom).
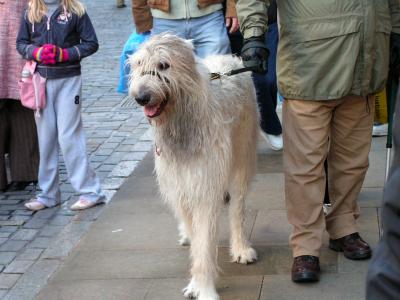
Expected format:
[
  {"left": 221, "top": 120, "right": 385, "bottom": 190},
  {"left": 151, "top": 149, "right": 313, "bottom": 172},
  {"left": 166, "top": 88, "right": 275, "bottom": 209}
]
[{"left": 129, "top": 34, "right": 259, "bottom": 300}]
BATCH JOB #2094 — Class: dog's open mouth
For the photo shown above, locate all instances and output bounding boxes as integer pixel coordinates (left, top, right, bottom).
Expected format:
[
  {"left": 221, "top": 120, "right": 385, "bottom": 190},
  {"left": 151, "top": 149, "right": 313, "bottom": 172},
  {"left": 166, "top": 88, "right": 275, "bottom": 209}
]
[{"left": 144, "top": 98, "right": 168, "bottom": 118}]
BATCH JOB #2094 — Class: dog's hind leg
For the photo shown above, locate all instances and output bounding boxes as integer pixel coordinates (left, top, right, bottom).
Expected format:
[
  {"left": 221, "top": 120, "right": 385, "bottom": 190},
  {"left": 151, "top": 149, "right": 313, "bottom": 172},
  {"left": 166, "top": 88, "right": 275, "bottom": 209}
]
[
  {"left": 183, "top": 205, "right": 220, "bottom": 300},
  {"left": 229, "top": 174, "right": 257, "bottom": 264},
  {"left": 177, "top": 204, "right": 192, "bottom": 246}
]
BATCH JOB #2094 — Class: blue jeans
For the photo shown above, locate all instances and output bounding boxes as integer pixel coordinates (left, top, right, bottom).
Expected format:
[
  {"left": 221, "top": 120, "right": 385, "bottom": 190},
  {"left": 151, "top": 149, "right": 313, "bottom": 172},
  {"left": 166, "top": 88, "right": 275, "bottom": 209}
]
[
  {"left": 151, "top": 10, "right": 231, "bottom": 58},
  {"left": 252, "top": 23, "right": 282, "bottom": 135}
]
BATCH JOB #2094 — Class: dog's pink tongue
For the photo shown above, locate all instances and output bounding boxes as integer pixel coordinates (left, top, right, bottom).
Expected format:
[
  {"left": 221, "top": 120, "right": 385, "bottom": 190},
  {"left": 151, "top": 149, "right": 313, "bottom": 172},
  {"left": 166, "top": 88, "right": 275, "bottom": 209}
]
[{"left": 144, "top": 103, "right": 160, "bottom": 118}]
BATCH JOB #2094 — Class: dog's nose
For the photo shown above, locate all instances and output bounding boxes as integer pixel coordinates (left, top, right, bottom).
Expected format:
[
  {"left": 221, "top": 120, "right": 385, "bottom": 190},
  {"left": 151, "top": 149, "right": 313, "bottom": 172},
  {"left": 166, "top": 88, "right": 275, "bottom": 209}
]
[{"left": 135, "top": 93, "right": 151, "bottom": 106}]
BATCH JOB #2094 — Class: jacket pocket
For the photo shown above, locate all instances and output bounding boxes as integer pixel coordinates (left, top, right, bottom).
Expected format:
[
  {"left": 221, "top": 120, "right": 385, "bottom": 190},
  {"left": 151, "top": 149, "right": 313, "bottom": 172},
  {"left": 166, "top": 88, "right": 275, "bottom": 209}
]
[
  {"left": 291, "top": 17, "right": 362, "bottom": 43},
  {"left": 279, "top": 17, "right": 363, "bottom": 100}
]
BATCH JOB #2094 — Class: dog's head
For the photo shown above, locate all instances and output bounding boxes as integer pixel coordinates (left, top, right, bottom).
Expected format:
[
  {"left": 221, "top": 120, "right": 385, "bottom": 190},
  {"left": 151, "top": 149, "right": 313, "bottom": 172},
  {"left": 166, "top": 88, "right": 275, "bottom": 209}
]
[{"left": 129, "top": 33, "right": 198, "bottom": 121}]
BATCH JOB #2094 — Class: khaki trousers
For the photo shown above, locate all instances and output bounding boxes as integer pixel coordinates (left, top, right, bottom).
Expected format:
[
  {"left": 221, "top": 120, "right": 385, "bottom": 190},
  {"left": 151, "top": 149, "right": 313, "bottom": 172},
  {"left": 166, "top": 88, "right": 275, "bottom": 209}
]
[{"left": 283, "top": 95, "right": 374, "bottom": 257}]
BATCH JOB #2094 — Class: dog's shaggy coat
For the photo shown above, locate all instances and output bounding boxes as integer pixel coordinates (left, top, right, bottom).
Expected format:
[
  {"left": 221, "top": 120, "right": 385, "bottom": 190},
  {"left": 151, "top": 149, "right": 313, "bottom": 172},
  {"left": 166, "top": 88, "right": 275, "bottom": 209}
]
[{"left": 129, "top": 34, "right": 259, "bottom": 300}]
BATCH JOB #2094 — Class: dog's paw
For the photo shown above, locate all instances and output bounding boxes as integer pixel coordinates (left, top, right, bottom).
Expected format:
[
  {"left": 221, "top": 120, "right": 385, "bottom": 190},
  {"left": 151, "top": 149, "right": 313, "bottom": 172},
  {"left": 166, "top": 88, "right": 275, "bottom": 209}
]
[
  {"left": 182, "top": 280, "right": 199, "bottom": 299},
  {"left": 183, "top": 279, "right": 220, "bottom": 300},
  {"left": 198, "top": 292, "right": 220, "bottom": 300},
  {"left": 179, "top": 236, "right": 191, "bottom": 246},
  {"left": 231, "top": 246, "right": 257, "bottom": 264}
]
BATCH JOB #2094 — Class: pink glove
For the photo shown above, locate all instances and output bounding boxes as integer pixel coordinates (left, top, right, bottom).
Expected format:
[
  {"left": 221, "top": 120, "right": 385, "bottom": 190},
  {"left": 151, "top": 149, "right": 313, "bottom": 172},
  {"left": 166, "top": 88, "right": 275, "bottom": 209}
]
[
  {"left": 55, "top": 47, "right": 69, "bottom": 62},
  {"left": 33, "top": 44, "right": 56, "bottom": 65}
]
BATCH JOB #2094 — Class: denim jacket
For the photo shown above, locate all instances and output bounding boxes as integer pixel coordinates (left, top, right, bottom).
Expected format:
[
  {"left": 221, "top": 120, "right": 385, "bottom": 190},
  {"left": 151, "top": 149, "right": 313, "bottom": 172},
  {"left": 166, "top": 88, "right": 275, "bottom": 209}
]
[{"left": 16, "top": 6, "right": 98, "bottom": 79}]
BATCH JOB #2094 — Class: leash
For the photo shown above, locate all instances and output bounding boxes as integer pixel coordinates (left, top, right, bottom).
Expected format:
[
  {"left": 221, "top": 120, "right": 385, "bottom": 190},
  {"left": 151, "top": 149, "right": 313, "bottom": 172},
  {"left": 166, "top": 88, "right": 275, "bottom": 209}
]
[
  {"left": 209, "top": 60, "right": 265, "bottom": 80},
  {"left": 210, "top": 66, "right": 256, "bottom": 81}
]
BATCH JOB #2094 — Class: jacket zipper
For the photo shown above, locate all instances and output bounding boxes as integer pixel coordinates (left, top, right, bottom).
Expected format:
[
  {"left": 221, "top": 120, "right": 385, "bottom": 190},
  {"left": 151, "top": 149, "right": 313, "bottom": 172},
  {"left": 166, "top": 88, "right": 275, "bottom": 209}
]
[
  {"left": 45, "top": 7, "right": 60, "bottom": 78},
  {"left": 46, "top": 16, "right": 50, "bottom": 78},
  {"left": 185, "top": 0, "right": 189, "bottom": 19}
]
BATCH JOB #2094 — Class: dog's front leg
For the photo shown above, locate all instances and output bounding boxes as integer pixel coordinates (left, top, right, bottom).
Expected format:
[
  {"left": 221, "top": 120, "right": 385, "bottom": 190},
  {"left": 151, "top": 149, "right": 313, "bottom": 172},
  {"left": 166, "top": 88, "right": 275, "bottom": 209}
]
[
  {"left": 177, "top": 205, "right": 192, "bottom": 246},
  {"left": 183, "top": 207, "right": 220, "bottom": 300},
  {"left": 229, "top": 186, "right": 257, "bottom": 264}
]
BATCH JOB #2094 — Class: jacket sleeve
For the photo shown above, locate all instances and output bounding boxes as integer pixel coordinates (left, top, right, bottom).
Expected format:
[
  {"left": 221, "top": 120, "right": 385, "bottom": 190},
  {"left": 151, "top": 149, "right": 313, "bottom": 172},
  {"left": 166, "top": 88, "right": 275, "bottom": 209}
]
[
  {"left": 66, "top": 12, "right": 99, "bottom": 62},
  {"left": 132, "top": 0, "right": 153, "bottom": 33},
  {"left": 225, "top": 0, "right": 237, "bottom": 18},
  {"left": 390, "top": 0, "right": 400, "bottom": 34},
  {"left": 16, "top": 11, "right": 37, "bottom": 60},
  {"left": 234, "top": 0, "right": 268, "bottom": 39}
]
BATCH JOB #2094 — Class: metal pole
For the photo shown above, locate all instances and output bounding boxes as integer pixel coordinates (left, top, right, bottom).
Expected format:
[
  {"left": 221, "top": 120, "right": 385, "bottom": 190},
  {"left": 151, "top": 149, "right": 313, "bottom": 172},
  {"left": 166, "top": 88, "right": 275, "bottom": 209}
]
[
  {"left": 385, "top": 74, "right": 398, "bottom": 182},
  {"left": 385, "top": 148, "right": 392, "bottom": 182}
]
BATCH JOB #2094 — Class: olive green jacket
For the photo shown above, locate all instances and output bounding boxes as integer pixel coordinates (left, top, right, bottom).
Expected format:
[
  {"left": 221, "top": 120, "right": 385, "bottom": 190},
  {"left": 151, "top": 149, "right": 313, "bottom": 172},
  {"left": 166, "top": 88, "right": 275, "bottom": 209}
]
[{"left": 235, "top": 0, "right": 400, "bottom": 100}]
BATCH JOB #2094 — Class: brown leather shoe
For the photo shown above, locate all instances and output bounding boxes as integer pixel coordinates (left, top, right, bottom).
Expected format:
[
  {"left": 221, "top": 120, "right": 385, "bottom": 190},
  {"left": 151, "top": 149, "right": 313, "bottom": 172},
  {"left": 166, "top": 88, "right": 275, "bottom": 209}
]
[
  {"left": 291, "top": 255, "right": 320, "bottom": 283},
  {"left": 329, "top": 232, "right": 372, "bottom": 260}
]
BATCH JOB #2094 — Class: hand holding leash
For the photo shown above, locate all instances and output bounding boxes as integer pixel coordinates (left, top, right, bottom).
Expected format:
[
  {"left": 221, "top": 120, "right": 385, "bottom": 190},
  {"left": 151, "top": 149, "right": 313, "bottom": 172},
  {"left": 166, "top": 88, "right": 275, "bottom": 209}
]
[{"left": 241, "top": 36, "right": 269, "bottom": 74}]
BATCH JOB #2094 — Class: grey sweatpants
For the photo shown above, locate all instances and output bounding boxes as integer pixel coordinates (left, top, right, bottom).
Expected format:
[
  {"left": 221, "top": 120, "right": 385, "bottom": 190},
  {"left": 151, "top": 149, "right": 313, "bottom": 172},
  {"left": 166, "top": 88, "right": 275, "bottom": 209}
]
[{"left": 35, "top": 75, "right": 104, "bottom": 207}]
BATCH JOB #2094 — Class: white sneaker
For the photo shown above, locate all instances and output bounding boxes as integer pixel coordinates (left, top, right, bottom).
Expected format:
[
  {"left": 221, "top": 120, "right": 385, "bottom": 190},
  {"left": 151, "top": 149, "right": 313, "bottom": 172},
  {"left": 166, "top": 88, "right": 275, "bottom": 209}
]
[
  {"left": 372, "top": 123, "right": 388, "bottom": 137},
  {"left": 260, "top": 131, "right": 283, "bottom": 151},
  {"left": 70, "top": 199, "right": 99, "bottom": 211},
  {"left": 25, "top": 198, "right": 46, "bottom": 211}
]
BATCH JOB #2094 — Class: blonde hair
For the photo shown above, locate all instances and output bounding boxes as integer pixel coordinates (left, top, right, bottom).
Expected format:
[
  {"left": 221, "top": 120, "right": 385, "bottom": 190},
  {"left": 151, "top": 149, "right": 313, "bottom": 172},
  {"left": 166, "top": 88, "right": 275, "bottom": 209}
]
[{"left": 27, "top": 0, "right": 85, "bottom": 23}]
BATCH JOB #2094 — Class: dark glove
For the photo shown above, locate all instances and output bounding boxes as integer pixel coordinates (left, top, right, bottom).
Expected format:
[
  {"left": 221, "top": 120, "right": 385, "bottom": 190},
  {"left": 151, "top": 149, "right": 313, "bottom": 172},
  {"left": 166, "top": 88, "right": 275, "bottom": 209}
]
[
  {"left": 241, "top": 36, "right": 269, "bottom": 74},
  {"left": 390, "top": 32, "right": 400, "bottom": 79}
]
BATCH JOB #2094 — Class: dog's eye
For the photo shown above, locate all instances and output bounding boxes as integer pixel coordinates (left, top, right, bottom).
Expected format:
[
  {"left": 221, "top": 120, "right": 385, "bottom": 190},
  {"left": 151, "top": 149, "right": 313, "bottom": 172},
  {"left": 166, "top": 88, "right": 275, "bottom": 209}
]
[{"left": 158, "top": 62, "right": 170, "bottom": 71}]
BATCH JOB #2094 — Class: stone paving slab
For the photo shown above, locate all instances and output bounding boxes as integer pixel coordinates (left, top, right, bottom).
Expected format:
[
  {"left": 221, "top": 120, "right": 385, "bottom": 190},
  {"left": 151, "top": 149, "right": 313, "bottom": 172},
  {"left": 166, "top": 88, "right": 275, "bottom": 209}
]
[
  {"left": 50, "top": 248, "right": 191, "bottom": 281},
  {"left": 35, "top": 134, "right": 385, "bottom": 299},
  {"left": 246, "top": 174, "right": 285, "bottom": 210},
  {"left": 218, "top": 246, "right": 338, "bottom": 276},
  {"left": 357, "top": 188, "right": 384, "bottom": 207},
  {"left": 363, "top": 150, "right": 386, "bottom": 188},
  {"left": 144, "top": 276, "right": 264, "bottom": 300},
  {"left": 37, "top": 279, "right": 152, "bottom": 300},
  {"left": 250, "top": 210, "right": 291, "bottom": 246},
  {"left": 259, "top": 273, "right": 365, "bottom": 300}
]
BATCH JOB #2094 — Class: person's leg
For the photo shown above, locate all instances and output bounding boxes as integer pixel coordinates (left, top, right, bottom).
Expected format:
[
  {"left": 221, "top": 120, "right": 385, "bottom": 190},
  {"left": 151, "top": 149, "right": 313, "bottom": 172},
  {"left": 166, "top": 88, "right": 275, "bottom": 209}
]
[
  {"left": 258, "top": 23, "right": 282, "bottom": 136},
  {"left": 0, "top": 100, "right": 9, "bottom": 190},
  {"left": 253, "top": 71, "right": 281, "bottom": 134},
  {"left": 283, "top": 98, "right": 336, "bottom": 257},
  {"left": 325, "top": 95, "right": 375, "bottom": 238},
  {"left": 190, "top": 10, "right": 231, "bottom": 58},
  {"left": 151, "top": 18, "right": 187, "bottom": 39},
  {"left": 34, "top": 80, "right": 61, "bottom": 207},
  {"left": 8, "top": 100, "right": 39, "bottom": 185},
  {"left": 54, "top": 76, "right": 104, "bottom": 204}
]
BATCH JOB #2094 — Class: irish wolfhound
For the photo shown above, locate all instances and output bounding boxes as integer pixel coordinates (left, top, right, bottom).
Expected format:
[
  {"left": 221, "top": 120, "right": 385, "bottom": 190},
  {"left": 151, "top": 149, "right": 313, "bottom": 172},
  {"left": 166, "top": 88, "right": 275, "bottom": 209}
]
[{"left": 129, "top": 34, "right": 259, "bottom": 300}]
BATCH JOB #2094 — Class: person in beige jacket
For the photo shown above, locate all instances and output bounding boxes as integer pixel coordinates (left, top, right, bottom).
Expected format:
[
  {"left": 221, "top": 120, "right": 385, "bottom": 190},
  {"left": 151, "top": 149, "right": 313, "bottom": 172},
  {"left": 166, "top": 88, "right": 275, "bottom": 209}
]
[
  {"left": 132, "top": 0, "right": 238, "bottom": 57},
  {"left": 235, "top": 0, "right": 400, "bottom": 283}
]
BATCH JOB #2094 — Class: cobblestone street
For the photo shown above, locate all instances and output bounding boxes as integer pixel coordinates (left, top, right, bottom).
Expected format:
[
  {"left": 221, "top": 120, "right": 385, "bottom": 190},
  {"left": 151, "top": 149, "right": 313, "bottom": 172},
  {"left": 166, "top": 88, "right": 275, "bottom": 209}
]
[{"left": 0, "top": 1, "right": 151, "bottom": 298}]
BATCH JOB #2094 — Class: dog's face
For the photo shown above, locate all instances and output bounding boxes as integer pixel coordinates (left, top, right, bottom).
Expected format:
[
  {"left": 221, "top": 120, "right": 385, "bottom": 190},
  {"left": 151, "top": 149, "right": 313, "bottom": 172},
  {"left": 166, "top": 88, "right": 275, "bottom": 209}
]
[{"left": 129, "top": 34, "right": 196, "bottom": 121}]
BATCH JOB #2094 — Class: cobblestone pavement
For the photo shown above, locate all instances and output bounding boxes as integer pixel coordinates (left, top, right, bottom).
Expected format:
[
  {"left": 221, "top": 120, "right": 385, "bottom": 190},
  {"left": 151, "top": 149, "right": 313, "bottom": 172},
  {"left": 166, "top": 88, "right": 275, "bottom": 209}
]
[{"left": 0, "top": 1, "right": 150, "bottom": 299}]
